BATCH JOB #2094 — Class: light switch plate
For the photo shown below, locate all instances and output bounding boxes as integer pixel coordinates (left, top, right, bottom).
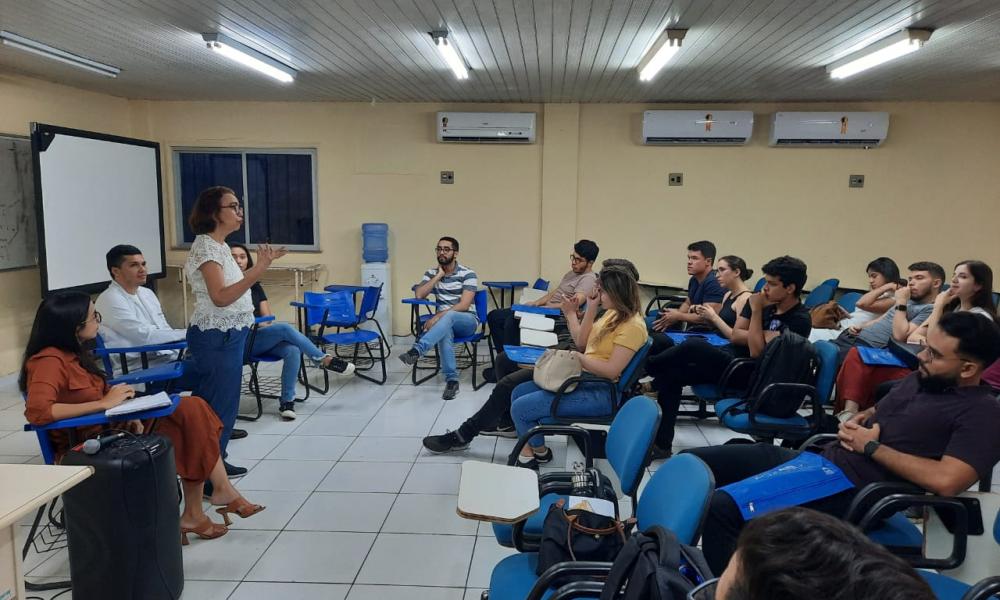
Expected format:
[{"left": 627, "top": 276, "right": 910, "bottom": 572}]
[{"left": 668, "top": 173, "right": 683, "bottom": 186}]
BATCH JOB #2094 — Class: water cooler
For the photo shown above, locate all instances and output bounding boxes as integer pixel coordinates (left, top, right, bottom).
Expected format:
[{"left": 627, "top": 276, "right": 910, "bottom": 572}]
[{"left": 362, "top": 224, "right": 392, "bottom": 346}]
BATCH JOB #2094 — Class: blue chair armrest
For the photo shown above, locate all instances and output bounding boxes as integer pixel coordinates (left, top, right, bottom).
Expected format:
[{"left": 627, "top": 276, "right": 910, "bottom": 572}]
[
  {"left": 505, "top": 424, "right": 594, "bottom": 470},
  {"left": 24, "top": 394, "right": 181, "bottom": 432},
  {"left": 511, "top": 304, "right": 560, "bottom": 316},
  {"left": 401, "top": 298, "right": 436, "bottom": 306},
  {"left": 747, "top": 382, "right": 822, "bottom": 432},
  {"left": 255, "top": 315, "right": 276, "bottom": 325},
  {"left": 108, "top": 361, "right": 184, "bottom": 386},
  {"left": 550, "top": 375, "right": 617, "bottom": 420},
  {"left": 964, "top": 576, "right": 1000, "bottom": 600},
  {"left": 94, "top": 341, "right": 187, "bottom": 356},
  {"left": 484, "top": 281, "right": 529, "bottom": 289}
]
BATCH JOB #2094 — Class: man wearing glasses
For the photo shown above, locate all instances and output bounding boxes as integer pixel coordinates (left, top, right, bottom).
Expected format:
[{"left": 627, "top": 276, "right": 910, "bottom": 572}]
[{"left": 399, "top": 236, "right": 479, "bottom": 400}]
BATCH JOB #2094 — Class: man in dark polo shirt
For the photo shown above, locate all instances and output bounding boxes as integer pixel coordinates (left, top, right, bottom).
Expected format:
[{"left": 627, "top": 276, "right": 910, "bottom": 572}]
[
  {"left": 650, "top": 240, "right": 725, "bottom": 332},
  {"left": 686, "top": 311, "right": 1000, "bottom": 573}
]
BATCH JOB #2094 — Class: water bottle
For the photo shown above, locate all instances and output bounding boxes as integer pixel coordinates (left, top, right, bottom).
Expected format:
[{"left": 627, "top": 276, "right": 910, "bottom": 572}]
[{"left": 362, "top": 223, "right": 389, "bottom": 263}]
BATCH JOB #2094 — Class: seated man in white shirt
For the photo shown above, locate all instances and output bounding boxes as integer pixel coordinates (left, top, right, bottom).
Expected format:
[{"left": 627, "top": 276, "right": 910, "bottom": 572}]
[{"left": 95, "top": 245, "right": 187, "bottom": 373}]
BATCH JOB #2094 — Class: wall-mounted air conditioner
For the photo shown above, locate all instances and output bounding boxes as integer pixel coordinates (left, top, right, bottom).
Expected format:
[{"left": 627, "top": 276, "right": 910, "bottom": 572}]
[
  {"left": 642, "top": 110, "right": 754, "bottom": 145},
  {"left": 769, "top": 112, "right": 889, "bottom": 148},
  {"left": 436, "top": 112, "right": 536, "bottom": 143}
]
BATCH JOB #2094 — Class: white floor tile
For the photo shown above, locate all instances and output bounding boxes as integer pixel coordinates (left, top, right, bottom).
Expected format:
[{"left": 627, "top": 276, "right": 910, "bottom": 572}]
[
  {"left": 0, "top": 406, "right": 29, "bottom": 431},
  {"left": 465, "top": 589, "right": 486, "bottom": 600},
  {"left": 361, "top": 411, "right": 440, "bottom": 437},
  {"left": 0, "top": 454, "right": 34, "bottom": 464},
  {"left": 342, "top": 436, "right": 424, "bottom": 462},
  {"left": 347, "top": 584, "right": 465, "bottom": 600},
  {"left": 226, "top": 433, "right": 285, "bottom": 460},
  {"left": 246, "top": 531, "right": 376, "bottom": 583},
  {"left": 181, "top": 529, "right": 278, "bottom": 580},
  {"left": 318, "top": 461, "right": 413, "bottom": 493},
  {"left": 224, "top": 490, "right": 311, "bottom": 531},
  {"left": 265, "top": 434, "right": 354, "bottom": 461},
  {"left": 235, "top": 459, "right": 335, "bottom": 492},
  {"left": 236, "top": 416, "right": 307, "bottom": 435},
  {"left": 0, "top": 430, "right": 42, "bottom": 455},
  {"left": 231, "top": 581, "right": 350, "bottom": 600},
  {"left": 26, "top": 548, "right": 69, "bottom": 578},
  {"left": 177, "top": 579, "right": 240, "bottom": 599},
  {"left": 673, "top": 424, "right": 710, "bottom": 448},
  {"left": 356, "top": 533, "right": 475, "bottom": 587},
  {"left": 286, "top": 491, "right": 395, "bottom": 532},
  {"left": 293, "top": 414, "right": 372, "bottom": 436},
  {"left": 382, "top": 494, "right": 477, "bottom": 535},
  {"left": 467, "top": 536, "right": 519, "bottom": 589},
  {"left": 401, "top": 462, "right": 462, "bottom": 495}
]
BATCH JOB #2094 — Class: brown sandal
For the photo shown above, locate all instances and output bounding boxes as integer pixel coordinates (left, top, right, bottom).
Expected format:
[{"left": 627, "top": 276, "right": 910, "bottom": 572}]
[
  {"left": 180, "top": 515, "right": 228, "bottom": 545},
  {"left": 215, "top": 497, "right": 266, "bottom": 525}
]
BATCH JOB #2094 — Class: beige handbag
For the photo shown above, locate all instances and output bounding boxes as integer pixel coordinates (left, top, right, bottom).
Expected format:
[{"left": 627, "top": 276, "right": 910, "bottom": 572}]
[{"left": 533, "top": 349, "right": 582, "bottom": 393}]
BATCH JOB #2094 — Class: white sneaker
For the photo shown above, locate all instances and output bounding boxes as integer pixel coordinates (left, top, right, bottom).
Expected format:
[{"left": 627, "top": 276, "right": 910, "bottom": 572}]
[{"left": 279, "top": 402, "right": 297, "bottom": 421}]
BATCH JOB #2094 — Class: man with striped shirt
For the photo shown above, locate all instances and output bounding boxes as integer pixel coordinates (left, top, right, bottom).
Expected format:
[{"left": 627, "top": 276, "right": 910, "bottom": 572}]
[{"left": 399, "top": 236, "right": 479, "bottom": 400}]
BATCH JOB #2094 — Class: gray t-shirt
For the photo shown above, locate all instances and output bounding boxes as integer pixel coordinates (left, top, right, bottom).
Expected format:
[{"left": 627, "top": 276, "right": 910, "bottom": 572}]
[
  {"left": 546, "top": 271, "right": 598, "bottom": 306},
  {"left": 857, "top": 299, "right": 933, "bottom": 347}
]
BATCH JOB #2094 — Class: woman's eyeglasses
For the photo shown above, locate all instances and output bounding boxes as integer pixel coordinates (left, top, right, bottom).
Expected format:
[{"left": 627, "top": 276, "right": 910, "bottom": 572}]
[
  {"left": 222, "top": 202, "right": 243, "bottom": 214},
  {"left": 80, "top": 311, "right": 102, "bottom": 326}
]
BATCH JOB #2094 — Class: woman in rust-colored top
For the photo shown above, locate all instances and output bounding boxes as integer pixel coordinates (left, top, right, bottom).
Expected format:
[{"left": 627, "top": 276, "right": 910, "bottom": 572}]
[{"left": 21, "top": 292, "right": 265, "bottom": 545}]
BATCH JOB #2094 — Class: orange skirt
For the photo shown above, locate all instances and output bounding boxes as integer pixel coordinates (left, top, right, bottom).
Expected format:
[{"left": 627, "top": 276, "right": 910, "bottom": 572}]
[
  {"left": 834, "top": 348, "right": 909, "bottom": 412},
  {"left": 152, "top": 395, "right": 222, "bottom": 482}
]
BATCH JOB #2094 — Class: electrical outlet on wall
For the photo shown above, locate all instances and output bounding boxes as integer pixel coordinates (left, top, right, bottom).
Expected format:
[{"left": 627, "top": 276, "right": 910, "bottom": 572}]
[
  {"left": 440, "top": 171, "right": 454, "bottom": 184},
  {"left": 668, "top": 173, "right": 683, "bottom": 186},
  {"left": 849, "top": 174, "right": 865, "bottom": 188}
]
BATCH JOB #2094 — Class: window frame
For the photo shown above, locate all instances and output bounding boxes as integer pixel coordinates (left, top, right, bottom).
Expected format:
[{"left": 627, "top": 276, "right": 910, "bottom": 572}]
[{"left": 171, "top": 147, "right": 320, "bottom": 251}]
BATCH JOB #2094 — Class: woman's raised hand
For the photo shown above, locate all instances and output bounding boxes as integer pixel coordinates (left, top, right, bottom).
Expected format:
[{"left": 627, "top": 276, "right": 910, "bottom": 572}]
[{"left": 255, "top": 244, "right": 288, "bottom": 269}]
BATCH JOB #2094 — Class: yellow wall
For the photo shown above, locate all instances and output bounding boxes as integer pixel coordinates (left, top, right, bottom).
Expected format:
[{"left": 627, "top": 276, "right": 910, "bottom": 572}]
[
  {"left": 3, "top": 70, "right": 1000, "bottom": 374},
  {"left": 0, "top": 74, "right": 133, "bottom": 375}
]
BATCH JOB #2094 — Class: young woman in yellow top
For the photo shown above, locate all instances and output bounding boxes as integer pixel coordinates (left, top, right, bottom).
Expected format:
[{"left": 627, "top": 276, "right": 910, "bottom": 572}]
[{"left": 509, "top": 268, "right": 648, "bottom": 468}]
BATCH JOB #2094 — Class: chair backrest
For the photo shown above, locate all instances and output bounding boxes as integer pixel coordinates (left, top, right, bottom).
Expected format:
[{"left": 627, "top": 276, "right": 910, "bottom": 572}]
[
  {"left": 359, "top": 284, "right": 383, "bottom": 322},
  {"left": 837, "top": 291, "right": 863, "bottom": 313},
  {"left": 635, "top": 453, "right": 715, "bottom": 545},
  {"left": 820, "top": 278, "right": 840, "bottom": 289},
  {"left": 473, "top": 289, "right": 489, "bottom": 323},
  {"left": 753, "top": 277, "right": 766, "bottom": 292},
  {"left": 616, "top": 337, "right": 654, "bottom": 396},
  {"left": 606, "top": 395, "right": 661, "bottom": 496},
  {"left": 533, "top": 278, "right": 550, "bottom": 291},
  {"left": 803, "top": 283, "right": 836, "bottom": 309},
  {"left": 302, "top": 290, "right": 355, "bottom": 328},
  {"left": 94, "top": 333, "right": 115, "bottom": 376},
  {"left": 813, "top": 340, "right": 839, "bottom": 405}
]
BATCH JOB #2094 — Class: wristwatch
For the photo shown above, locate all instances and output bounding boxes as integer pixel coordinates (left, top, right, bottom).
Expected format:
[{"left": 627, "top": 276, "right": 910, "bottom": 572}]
[
  {"left": 895, "top": 304, "right": 908, "bottom": 311},
  {"left": 863, "top": 440, "right": 881, "bottom": 458}
]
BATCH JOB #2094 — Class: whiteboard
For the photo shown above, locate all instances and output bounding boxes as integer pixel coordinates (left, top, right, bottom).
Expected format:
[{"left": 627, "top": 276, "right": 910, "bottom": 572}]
[
  {"left": 0, "top": 135, "right": 37, "bottom": 271},
  {"left": 33, "top": 124, "right": 164, "bottom": 294}
]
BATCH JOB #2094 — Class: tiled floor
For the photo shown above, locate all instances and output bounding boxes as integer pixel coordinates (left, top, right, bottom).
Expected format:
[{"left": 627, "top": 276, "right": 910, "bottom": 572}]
[{"left": 4, "top": 341, "right": 998, "bottom": 599}]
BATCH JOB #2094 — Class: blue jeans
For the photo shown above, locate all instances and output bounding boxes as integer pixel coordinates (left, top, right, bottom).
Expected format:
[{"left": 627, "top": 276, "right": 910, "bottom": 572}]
[
  {"left": 510, "top": 380, "right": 614, "bottom": 447},
  {"left": 250, "top": 322, "right": 326, "bottom": 402},
  {"left": 414, "top": 310, "right": 479, "bottom": 382},
  {"left": 186, "top": 325, "right": 249, "bottom": 458}
]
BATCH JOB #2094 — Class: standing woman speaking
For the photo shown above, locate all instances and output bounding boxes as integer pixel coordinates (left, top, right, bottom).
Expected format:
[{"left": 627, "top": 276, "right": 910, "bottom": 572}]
[{"left": 185, "top": 186, "right": 286, "bottom": 472}]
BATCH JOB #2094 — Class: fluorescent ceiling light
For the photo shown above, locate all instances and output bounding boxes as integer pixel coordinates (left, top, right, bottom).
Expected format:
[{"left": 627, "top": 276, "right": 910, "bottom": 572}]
[
  {"left": 0, "top": 30, "right": 120, "bottom": 77},
  {"left": 202, "top": 33, "right": 295, "bottom": 83},
  {"left": 638, "top": 29, "right": 687, "bottom": 82},
  {"left": 827, "top": 29, "right": 931, "bottom": 79},
  {"left": 430, "top": 31, "right": 468, "bottom": 80}
]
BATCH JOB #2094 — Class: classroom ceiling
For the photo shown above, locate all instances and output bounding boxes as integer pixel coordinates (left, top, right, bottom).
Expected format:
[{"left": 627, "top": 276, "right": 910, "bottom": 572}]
[{"left": 1, "top": 0, "right": 999, "bottom": 103}]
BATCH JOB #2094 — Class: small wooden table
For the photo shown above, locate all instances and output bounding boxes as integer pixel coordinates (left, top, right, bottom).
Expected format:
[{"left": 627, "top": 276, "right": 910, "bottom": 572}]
[
  {"left": 0, "top": 464, "right": 93, "bottom": 600},
  {"left": 457, "top": 461, "right": 540, "bottom": 524}
]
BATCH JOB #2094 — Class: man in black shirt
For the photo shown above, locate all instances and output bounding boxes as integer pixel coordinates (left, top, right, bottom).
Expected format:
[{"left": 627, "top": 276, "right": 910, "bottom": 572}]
[
  {"left": 686, "top": 311, "right": 1000, "bottom": 574},
  {"left": 648, "top": 256, "right": 812, "bottom": 454}
]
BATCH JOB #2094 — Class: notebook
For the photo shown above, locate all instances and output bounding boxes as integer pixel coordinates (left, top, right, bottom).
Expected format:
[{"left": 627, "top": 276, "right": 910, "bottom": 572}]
[
  {"left": 105, "top": 391, "right": 172, "bottom": 417},
  {"left": 856, "top": 346, "right": 908, "bottom": 368}
]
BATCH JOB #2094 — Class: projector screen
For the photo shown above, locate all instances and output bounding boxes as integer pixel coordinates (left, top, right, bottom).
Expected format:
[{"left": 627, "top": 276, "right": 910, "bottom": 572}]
[{"left": 32, "top": 123, "right": 165, "bottom": 295}]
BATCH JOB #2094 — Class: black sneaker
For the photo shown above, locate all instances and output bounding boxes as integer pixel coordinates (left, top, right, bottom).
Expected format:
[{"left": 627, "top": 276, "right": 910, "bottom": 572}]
[
  {"left": 533, "top": 447, "right": 553, "bottom": 464},
  {"left": 483, "top": 367, "right": 497, "bottom": 383},
  {"left": 422, "top": 431, "right": 470, "bottom": 453},
  {"left": 479, "top": 423, "right": 517, "bottom": 438},
  {"left": 224, "top": 461, "right": 247, "bottom": 478},
  {"left": 399, "top": 348, "right": 420, "bottom": 366},
  {"left": 443, "top": 380, "right": 460, "bottom": 400},
  {"left": 650, "top": 445, "right": 672, "bottom": 460},
  {"left": 279, "top": 402, "right": 297, "bottom": 421},
  {"left": 323, "top": 357, "right": 356, "bottom": 375},
  {"left": 229, "top": 428, "right": 248, "bottom": 440},
  {"left": 515, "top": 454, "right": 539, "bottom": 470}
]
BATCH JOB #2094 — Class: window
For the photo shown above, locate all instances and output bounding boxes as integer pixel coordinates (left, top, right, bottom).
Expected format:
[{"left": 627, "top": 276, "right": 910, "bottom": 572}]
[{"left": 172, "top": 148, "right": 318, "bottom": 250}]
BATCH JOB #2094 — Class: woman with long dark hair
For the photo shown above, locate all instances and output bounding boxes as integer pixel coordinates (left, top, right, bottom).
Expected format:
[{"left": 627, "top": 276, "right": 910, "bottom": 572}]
[
  {"left": 21, "top": 292, "right": 263, "bottom": 544},
  {"left": 230, "top": 243, "right": 354, "bottom": 421},
  {"left": 509, "top": 267, "right": 648, "bottom": 468},
  {"left": 908, "top": 260, "right": 996, "bottom": 344}
]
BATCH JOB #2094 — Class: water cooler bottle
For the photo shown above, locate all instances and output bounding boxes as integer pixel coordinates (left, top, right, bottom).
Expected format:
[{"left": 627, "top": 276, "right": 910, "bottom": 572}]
[{"left": 361, "top": 223, "right": 392, "bottom": 346}]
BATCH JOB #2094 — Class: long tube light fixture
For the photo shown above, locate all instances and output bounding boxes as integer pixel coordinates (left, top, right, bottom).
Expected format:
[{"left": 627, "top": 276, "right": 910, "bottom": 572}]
[
  {"left": 430, "top": 31, "right": 468, "bottom": 80},
  {"left": 202, "top": 33, "right": 296, "bottom": 83},
  {"left": 638, "top": 29, "right": 687, "bottom": 82},
  {"left": 827, "top": 28, "right": 932, "bottom": 79},
  {"left": 0, "top": 30, "right": 120, "bottom": 77}
]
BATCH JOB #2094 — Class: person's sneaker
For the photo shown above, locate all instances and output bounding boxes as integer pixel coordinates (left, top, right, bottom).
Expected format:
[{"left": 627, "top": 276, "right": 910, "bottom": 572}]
[
  {"left": 224, "top": 461, "right": 247, "bottom": 478},
  {"left": 399, "top": 348, "right": 420, "bottom": 366},
  {"left": 279, "top": 402, "right": 297, "bottom": 421},
  {"left": 323, "top": 356, "right": 356, "bottom": 375},
  {"left": 422, "top": 430, "right": 470, "bottom": 453},
  {"left": 650, "top": 445, "right": 672, "bottom": 460},
  {"left": 483, "top": 367, "right": 497, "bottom": 383},
  {"left": 229, "top": 428, "right": 248, "bottom": 440},
  {"left": 442, "top": 380, "right": 460, "bottom": 400},
  {"left": 479, "top": 423, "right": 518, "bottom": 438},
  {"left": 515, "top": 454, "right": 539, "bottom": 470},
  {"left": 533, "top": 447, "right": 554, "bottom": 464}
]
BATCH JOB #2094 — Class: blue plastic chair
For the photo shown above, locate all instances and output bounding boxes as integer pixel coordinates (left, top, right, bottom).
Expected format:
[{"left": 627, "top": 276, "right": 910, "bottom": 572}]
[
  {"left": 94, "top": 334, "right": 187, "bottom": 389},
  {"left": 753, "top": 277, "right": 766, "bottom": 292},
  {"left": 803, "top": 283, "right": 838, "bottom": 309},
  {"left": 837, "top": 291, "right": 863, "bottom": 312},
  {"left": 409, "top": 289, "right": 495, "bottom": 389},
  {"left": 485, "top": 453, "right": 715, "bottom": 600},
  {"left": 492, "top": 395, "right": 662, "bottom": 548},
  {"left": 293, "top": 289, "right": 388, "bottom": 386},
  {"left": 532, "top": 278, "right": 550, "bottom": 291},
  {"left": 715, "top": 340, "right": 838, "bottom": 443},
  {"left": 820, "top": 278, "right": 841, "bottom": 289}
]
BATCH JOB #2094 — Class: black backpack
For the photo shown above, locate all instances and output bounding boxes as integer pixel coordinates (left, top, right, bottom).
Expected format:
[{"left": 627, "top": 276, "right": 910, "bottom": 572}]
[
  {"left": 599, "top": 526, "right": 713, "bottom": 600},
  {"left": 743, "top": 330, "right": 818, "bottom": 418}
]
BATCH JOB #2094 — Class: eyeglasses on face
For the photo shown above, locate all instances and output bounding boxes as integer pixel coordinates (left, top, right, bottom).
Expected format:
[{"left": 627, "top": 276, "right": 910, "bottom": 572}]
[
  {"left": 435, "top": 246, "right": 455, "bottom": 253},
  {"left": 221, "top": 202, "right": 243, "bottom": 214},
  {"left": 80, "top": 310, "right": 102, "bottom": 326},
  {"left": 570, "top": 254, "right": 587, "bottom": 264}
]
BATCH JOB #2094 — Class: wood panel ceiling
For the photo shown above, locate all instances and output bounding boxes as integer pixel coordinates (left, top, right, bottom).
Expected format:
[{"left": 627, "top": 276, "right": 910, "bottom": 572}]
[{"left": 1, "top": 0, "right": 998, "bottom": 102}]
